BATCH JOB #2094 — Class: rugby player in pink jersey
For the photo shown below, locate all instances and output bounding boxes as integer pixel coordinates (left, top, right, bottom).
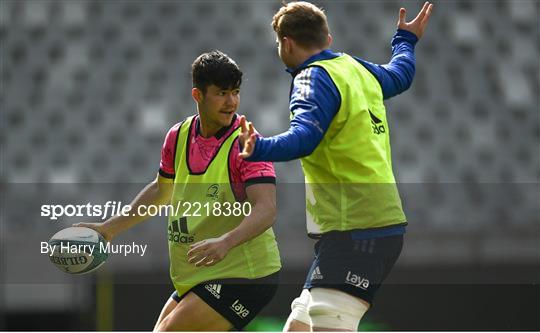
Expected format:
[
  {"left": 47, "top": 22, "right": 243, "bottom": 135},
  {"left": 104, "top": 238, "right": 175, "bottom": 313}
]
[{"left": 76, "top": 51, "right": 281, "bottom": 331}]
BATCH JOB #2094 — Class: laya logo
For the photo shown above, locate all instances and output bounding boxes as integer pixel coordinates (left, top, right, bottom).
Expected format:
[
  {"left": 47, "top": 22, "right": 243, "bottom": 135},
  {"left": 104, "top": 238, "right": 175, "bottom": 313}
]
[
  {"left": 345, "top": 271, "right": 370, "bottom": 290},
  {"left": 206, "top": 184, "right": 220, "bottom": 201},
  {"left": 369, "top": 110, "right": 385, "bottom": 135},
  {"left": 168, "top": 217, "right": 194, "bottom": 244},
  {"left": 204, "top": 284, "right": 222, "bottom": 299},
  {"left": 230, "top": 299, "right": 250, "bottom": 318}
]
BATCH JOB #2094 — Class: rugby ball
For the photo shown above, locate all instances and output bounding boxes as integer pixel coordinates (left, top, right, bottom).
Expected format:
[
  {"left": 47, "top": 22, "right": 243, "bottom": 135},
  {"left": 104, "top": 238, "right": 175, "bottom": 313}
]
[{"left": 48, "top": 227, "right": 108, "bottom": 274}]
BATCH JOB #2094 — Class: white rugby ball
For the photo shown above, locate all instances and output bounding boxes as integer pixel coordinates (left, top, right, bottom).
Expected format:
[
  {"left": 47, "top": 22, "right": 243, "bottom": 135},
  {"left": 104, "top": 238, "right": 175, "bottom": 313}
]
[{"left": 48, "top": 227, "right": 108, "bottom": 274}]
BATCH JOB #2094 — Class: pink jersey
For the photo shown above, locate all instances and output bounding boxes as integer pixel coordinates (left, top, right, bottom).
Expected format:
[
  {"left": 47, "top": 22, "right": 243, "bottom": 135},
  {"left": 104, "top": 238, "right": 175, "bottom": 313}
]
[{"left": 159, "top": 114, "right": 276, "bottom": 201}]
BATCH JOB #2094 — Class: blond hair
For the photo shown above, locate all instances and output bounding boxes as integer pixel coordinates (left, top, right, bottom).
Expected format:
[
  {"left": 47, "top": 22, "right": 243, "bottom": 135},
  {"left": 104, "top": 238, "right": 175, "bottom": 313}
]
[{"left": 272, "top": 1, "right": 330, "bottom": 49}]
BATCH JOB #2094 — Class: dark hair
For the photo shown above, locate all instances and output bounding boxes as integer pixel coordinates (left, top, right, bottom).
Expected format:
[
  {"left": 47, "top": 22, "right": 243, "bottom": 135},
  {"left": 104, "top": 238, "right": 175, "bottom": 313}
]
[
  {"left": 272, "top": 1, "right": 329, "bottom": 49},
  {"left": 191, "top": 50, "right": 243, "bottom": 93}
]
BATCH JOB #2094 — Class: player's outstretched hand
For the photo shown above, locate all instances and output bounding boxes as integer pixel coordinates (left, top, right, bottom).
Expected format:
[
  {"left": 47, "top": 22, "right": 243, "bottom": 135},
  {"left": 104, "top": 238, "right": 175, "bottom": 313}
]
[
  {"left": 72, "top": 222, "right": 113, "bottom": 242},
  {"left": 397, "top": 1, "right": 434, "bottom": 39},
  {"left": 238, "top": 115, "right": 257, "bottom": 159},
  {"left": 187, "top": 236, "right": 233, "bottom": 267}
]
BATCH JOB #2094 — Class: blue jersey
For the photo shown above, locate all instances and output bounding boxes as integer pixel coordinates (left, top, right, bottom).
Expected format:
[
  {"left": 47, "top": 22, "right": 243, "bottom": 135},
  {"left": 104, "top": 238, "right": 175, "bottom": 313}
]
[{"left": 248, "top": 29, "right": 418, "bottom": 162}]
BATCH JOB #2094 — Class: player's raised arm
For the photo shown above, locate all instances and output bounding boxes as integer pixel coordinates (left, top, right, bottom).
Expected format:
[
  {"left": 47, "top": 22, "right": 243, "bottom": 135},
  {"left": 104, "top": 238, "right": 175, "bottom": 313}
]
[
  {"left": 350, "top": 2, "right": 434, "bottom": 100},
  {"left": 187, "top": 183, "right": 277, "bottom": 267},
  {"left": 397, "top": 1, "right": 434, "bottom": 39},
  {"left": 74, "top": 173, "right": 173, "bottom": 241}
]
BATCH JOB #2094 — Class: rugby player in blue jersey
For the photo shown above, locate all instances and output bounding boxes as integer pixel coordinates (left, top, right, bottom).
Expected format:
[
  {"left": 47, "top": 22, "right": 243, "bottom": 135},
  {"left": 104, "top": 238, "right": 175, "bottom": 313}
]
[{"left": 239, "top": 1, "right": 433, "bottom": 331}]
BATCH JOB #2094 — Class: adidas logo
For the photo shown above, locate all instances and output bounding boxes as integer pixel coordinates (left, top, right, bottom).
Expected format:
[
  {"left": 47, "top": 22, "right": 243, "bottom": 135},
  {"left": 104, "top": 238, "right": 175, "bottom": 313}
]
[
  {"left": 168, "top": 217, "right": 195, "bottom": 244},
  {"left": 369, "top": 110, "right": 385, "bottom": 135},
  {"left": 310, "top": 266, "right": 323, "bottom": 280},
  {"left": 204, "top": 284, "right": 222, "bottom": 299}
]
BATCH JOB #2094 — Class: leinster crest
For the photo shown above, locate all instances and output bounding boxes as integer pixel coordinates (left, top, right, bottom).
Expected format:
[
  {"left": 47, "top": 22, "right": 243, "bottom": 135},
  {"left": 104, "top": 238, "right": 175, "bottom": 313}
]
[{"left": 206, "top": 184, "right": 220, "bottom": 201}]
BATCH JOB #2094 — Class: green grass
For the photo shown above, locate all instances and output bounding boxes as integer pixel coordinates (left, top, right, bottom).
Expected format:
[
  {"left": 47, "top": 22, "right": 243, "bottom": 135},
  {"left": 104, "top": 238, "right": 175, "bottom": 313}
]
[
  {"left": 245, "top": 316, "right": 391, "bottom": 331},
  {"left": 245, "top": 317, "right": 284, "bottom": 331}
]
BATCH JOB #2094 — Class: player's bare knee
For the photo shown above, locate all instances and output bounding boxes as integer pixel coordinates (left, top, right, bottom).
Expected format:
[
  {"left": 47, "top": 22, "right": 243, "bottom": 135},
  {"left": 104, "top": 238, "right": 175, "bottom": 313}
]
[
  {"left": 152, "top": 319, "right": 163, "bottom": 332},
  {"left": 308, "top": 288, "right": 369, "bottom": 331},
  {"left": 154, "top": 317, "right": 176, "bottom": 332},
  {"left": 154, "top": 311, "right": 193, "bottom": 332},
  {"left": 285, "top": 289, "right": 312, "bottom": 330},
  {"left": 284, "top": 319, "right": 311, "bottom": 332}
]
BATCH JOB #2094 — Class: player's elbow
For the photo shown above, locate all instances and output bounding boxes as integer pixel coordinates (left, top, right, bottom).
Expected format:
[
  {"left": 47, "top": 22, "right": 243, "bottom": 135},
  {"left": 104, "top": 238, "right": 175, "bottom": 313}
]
[
  {"left": 152, "top": 179, "right": 172, "bottom": 204},
  {"left": 266, "top": 201, "right": 277, "bottom": 226},
  {"left": 400, "top": 61, "right": 416, "bottom": 91},
  {"left": 258, "top": 199, "right": 277, "bottom": 228},
  {"left": 402, "top": 69, "right": 415, "bottom": 91},
  {"left": 299, "top": 145, "right": 316, "bottom": 158},
  {"left": 296, "top": 137, "right": 320, "bottom": 158}
]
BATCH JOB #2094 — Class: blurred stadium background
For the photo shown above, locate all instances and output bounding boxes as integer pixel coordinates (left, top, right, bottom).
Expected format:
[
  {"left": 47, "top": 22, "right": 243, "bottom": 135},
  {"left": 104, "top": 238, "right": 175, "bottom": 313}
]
[{"left": 1, "top": 0, "right": 539, "bottom": 331}]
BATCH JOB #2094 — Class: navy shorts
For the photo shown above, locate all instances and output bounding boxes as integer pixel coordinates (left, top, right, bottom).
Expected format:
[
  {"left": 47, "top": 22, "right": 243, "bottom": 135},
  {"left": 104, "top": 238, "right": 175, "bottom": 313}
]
[
  {"left": 304, "top": 231, "right": 403, "bottom": 304},
  {"left": 171, "top": 271, "right": 279, "bottom": 330}
]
